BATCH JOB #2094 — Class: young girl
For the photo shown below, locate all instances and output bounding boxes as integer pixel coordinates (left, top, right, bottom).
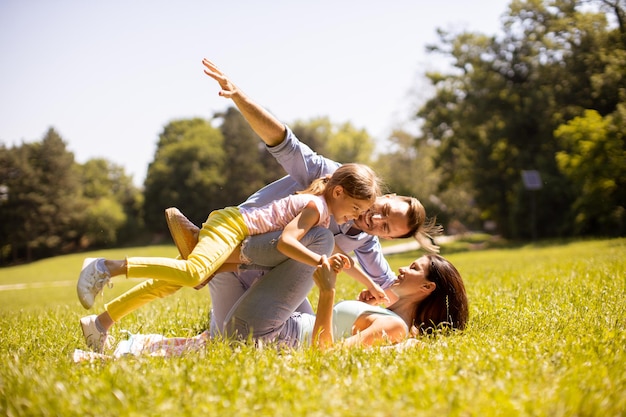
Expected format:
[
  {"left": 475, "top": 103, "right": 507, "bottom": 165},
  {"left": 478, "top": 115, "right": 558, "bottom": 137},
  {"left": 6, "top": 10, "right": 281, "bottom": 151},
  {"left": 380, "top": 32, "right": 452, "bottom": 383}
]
[{"left": 77, "top": 163, "right": 387, "bottom": 349}]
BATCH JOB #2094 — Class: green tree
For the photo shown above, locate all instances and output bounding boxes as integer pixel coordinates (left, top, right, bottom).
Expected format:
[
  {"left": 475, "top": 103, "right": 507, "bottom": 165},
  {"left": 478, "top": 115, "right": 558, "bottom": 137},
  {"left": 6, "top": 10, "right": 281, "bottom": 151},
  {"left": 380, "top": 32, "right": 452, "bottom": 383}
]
[
  {"left": 0, "top": 128, "right": 82, "bottom": 262},
  {"left": 143, "top": 118, "right": 227, "bottom": 232},
  {"left": 555, "top": 108, "right": 626, "bottom": 234},
  {"left": 217, "top": 107, "right": 283, "bottom": 207},
  {"left": 374, "top": 129, "right": 481, "bottom": 231},
  {"left": 417, "top": 0, "right": 625, "bottom": 238},
  {"left": 325, "top": 122, "right": 374, "bottom": 165},
  {"left": 292, "top": 117, "right": 375, "bottom": 164},
  {"left": 291, "top": 117, "right": 331, "bottom": 157},
  {"left": 76, "top": 158, "right": 143, "bottom": 247}
]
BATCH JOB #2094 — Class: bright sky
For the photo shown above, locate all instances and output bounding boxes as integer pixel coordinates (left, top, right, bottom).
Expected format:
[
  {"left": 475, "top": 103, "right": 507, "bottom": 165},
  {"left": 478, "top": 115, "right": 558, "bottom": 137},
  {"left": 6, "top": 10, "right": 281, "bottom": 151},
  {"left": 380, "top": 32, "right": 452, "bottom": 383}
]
[{"left": 0, "top": 0, "right": 509, "bottom": 186}]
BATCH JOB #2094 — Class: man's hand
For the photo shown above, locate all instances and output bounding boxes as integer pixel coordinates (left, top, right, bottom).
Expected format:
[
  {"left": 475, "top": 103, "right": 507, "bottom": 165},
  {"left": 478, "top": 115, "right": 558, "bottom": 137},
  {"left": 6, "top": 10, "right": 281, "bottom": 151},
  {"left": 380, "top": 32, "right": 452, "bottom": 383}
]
[
  {"left": 358, "top": 289, "right": 378, "bottom": 304},
  {"left": 202, "top": 58, "right": 239, "bottom": 98},
  {"left": 365, "top": 282, "right": 390, "bottom": 305}
]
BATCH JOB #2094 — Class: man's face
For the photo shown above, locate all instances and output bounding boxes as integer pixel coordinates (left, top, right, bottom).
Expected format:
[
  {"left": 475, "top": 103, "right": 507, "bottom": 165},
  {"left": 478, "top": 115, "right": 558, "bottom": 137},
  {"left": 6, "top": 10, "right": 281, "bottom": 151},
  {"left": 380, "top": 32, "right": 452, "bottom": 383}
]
[{"left": 352, "top": 195, "right": 412, "bottom": 239}]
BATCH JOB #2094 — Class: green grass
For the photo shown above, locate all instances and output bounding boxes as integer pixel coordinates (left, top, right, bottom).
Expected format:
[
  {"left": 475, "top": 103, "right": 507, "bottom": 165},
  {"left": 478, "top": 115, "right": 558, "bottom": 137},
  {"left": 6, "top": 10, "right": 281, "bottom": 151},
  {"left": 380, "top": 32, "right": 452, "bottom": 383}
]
[{"left": 1, "top": 238, "right": 624, "bottom": 416}]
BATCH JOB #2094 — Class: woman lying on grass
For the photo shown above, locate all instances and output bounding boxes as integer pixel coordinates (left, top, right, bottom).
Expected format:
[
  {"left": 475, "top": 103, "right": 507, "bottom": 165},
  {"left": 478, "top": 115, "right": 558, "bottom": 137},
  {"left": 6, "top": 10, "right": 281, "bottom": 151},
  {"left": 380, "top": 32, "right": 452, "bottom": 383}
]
[
  {"left": 74, "top": 250, "right": 468, "bottom": 359},
  {"left": 187, "top": 221, "right": 469, "bottom": 348},
  {"left": 309, "top": 253, "right": 468, "bottom": 348}
]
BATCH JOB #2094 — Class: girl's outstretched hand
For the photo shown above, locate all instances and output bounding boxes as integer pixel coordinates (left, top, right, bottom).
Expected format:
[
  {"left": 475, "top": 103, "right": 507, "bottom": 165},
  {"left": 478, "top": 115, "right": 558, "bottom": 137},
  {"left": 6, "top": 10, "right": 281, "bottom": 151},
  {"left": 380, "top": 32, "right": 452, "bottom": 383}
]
[
  {"left": 202, "top": 58, "right": 238, "bottom": 98},
  {"left": 327, "top": 253, "right": 351, "bottom": 273}
]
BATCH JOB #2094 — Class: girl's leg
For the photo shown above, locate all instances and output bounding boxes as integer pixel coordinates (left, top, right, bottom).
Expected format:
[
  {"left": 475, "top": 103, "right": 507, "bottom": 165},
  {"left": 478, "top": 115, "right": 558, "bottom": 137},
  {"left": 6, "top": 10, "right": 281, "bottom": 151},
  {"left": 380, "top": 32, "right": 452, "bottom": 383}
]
[
  {"left": 223, "top": 227, "right": 334, "bottom": 347},
  {"left": 104, "top": 279, "right": 183, "bottom": 323},
  {"left": 80, "top": 279, "right": 183, "bottom": 351},
  {"left": 125, "top": 207, "right": 248, "bottom": 287},
  {"left": 78, "top": 208, "right": 247, "bottom": 310}
]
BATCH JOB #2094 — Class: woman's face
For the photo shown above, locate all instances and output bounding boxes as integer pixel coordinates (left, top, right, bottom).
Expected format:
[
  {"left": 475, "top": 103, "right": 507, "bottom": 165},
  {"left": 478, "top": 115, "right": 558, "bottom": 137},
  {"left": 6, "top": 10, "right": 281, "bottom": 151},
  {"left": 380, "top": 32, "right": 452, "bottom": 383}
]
[{"left": 389, "top": 256, "right": 433, "bottom": 297}]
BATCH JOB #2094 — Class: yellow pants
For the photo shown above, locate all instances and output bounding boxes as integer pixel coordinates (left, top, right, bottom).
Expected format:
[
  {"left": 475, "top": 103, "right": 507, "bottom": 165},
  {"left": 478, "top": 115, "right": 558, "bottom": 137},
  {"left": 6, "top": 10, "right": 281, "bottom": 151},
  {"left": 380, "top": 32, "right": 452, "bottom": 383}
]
[{"left": 106, "top": 207, "right": 248, "bottom": 322}]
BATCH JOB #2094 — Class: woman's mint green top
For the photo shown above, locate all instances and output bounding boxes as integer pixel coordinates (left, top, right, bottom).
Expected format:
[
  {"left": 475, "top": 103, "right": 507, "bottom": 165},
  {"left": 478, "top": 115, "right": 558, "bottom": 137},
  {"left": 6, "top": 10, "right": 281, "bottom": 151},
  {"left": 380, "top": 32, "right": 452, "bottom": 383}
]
[{"left": 332, "top": 300, "right": 409, "bottom": 339}]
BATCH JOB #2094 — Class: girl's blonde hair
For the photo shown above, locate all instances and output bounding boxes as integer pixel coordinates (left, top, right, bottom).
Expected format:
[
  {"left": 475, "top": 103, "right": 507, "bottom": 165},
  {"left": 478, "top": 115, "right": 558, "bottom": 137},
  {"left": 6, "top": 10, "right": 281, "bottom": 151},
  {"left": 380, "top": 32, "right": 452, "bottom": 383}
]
[{"left": 297, "top": 163, "right": 382, "bottom": 203}]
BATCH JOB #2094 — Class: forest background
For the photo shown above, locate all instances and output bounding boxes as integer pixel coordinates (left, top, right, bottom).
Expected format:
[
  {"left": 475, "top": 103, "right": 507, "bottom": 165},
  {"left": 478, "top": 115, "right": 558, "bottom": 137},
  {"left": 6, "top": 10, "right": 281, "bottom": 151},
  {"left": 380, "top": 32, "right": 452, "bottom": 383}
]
[{"left": 1, "top": 0, "right": 624, "bottom": 265}]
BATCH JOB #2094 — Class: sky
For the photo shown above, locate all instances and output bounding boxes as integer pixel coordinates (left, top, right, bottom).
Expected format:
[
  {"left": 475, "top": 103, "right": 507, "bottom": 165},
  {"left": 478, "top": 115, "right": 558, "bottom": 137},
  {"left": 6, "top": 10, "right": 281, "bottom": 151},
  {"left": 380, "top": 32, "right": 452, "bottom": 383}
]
[{"left": 0, "top": 1, "right": 509, "bottom": 186}]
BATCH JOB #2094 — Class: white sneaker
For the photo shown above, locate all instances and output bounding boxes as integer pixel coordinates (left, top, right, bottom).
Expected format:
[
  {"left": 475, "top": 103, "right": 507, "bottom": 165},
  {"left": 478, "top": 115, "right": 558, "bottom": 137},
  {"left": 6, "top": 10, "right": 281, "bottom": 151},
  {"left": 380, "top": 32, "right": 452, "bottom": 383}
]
[
  {"left": 80, "top": 315, "right": 110, "bottom": 353},
  {"left": 76, "top": 258, "right": 111, "bottom": 309}
]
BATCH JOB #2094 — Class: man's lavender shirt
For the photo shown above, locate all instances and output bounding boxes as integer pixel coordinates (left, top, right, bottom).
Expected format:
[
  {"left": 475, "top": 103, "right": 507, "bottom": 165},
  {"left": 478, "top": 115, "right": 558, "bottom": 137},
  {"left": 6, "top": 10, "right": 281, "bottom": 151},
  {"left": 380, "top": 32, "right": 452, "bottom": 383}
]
[{"left": 240, "top": 126, "right": 396, "bottom": 289}]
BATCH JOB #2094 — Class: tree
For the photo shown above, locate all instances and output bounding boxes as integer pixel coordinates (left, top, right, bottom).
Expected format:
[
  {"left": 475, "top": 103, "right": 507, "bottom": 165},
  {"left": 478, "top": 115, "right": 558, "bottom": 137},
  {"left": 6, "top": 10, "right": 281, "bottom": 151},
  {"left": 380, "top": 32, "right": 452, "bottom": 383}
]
[
  {"left": 291, "top": 118, "right": 331, "bottom": 157},
  {"left": 76, "top": 158, "right": 142, "bottom": 246},
  {"left": 217, "top": 107, "right": 283, "bottom": 207},
  {"left": 555, "top": 108, "right": 626, "bottom": 235},
  {"left": 143, "top": 118, "right": 227, "bottom": 232},
  {"left": 292, "top": 117, "right": 375, "bottom": 164},
  {"left": 416, "top": 0, "right": 625, "bottom": 238},
  {"left": 0, "top": 128, "right": 83, "bottom": 262},
  {"left": 375, "top": 129, "right": 481, "bottom": 232}
]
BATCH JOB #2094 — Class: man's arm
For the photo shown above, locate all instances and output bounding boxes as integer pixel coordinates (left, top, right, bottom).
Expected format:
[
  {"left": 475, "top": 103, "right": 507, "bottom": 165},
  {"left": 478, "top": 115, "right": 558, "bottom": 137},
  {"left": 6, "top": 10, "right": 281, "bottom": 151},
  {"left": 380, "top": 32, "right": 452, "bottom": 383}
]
[
  {"left": 202, "top": 58, "right": 285, "bottom": 146},
  {"left": 203, "top": 58, "right": 339, "bottom": 190},
  {"left": 202, "top": 58, "right": 395, "bottom": 296}
]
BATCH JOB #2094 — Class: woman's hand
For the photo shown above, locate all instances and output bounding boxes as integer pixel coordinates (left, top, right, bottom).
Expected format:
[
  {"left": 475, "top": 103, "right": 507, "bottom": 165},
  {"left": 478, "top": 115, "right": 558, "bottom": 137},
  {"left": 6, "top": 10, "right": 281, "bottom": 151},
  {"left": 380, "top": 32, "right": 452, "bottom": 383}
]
[
  {"left": 313, "top": 255, "right": 337, "bottom": 292},
  {"left": 312, "top": 255, "right": 337, "bottom": 348},
  {"left": 202, "top": 58, "right": 239, "bottom": 98}
]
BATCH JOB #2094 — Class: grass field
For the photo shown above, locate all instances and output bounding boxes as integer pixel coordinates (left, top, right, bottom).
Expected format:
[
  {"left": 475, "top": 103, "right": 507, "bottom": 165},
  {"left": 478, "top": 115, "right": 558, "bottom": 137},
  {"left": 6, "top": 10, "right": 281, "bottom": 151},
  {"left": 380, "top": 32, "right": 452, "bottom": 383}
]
[{"left": 1, "top": 238, "right": 624, "bottom": 416}]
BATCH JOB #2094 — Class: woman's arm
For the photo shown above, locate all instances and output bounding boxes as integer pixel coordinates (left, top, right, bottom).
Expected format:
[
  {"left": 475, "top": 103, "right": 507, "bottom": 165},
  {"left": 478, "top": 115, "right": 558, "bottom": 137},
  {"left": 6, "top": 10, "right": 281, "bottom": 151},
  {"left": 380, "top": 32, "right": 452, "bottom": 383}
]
[
  {"left": 311, "top": 256, "right": 337, "bottom": 349},
  {"left": 311, "top": 258, "right": 407, "bottom": 349},
  {"left": 341, "top": 314, "right": 408, "bottom": 348},
  {"left": 202, "top": 58, "right": 285, "bottom": 146}
]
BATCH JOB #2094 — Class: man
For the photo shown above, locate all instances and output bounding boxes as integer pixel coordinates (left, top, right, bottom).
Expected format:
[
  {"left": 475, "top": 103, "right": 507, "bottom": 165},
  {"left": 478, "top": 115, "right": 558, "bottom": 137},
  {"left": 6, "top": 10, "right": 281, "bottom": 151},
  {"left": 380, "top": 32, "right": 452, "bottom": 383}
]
[{"left": 168, "top": 59, "right": 440, "bottom": 336}]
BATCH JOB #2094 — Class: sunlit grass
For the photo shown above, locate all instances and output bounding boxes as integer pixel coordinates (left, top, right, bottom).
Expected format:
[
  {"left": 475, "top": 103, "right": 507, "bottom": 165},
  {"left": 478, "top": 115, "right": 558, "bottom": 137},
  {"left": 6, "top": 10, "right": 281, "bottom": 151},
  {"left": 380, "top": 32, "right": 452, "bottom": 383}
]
[{"left": 1, "top": 238, "right": 624, "bottom": 416}]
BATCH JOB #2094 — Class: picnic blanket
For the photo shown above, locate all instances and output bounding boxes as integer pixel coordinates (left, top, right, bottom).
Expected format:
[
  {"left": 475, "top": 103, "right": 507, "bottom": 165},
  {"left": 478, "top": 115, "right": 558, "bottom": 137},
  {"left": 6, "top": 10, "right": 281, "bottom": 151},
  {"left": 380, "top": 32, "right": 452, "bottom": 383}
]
[
  {"left": 73, "top": 330, "right": 209, "bottom": 362},
  {"left": 73, "top": 331, "right": 424, "bottom": 362}
]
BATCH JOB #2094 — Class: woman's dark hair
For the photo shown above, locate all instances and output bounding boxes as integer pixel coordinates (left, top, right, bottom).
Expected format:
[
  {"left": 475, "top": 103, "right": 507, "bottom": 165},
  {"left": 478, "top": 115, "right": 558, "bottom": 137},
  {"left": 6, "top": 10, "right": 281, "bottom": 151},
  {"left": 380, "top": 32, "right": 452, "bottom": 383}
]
[{"left": 414, "top": 254, "right": 469, "bottom": 333}]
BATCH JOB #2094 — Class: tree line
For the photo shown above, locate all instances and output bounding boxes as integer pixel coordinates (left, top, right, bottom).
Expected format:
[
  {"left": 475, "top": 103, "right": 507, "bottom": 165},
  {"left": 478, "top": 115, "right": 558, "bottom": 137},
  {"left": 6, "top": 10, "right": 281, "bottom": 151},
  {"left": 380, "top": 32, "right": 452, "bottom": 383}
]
[
  {"left": 1, "top": 0, "right": 624, "bottom": 265},
  {"left": 0, "top": 107, "right": 378, "bottom": 264},
  {"left": 415, "top": 0, "right": 625, "bottom": 238}
]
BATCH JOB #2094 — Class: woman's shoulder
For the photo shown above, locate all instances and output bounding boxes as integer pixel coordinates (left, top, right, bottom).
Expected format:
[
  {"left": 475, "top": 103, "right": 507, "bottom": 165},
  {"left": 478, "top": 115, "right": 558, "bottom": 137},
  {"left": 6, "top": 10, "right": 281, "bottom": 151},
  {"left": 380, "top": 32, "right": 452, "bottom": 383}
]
[
  {"left": 339, "top": 300, "right": 409, "bottom": 340},
  {"left": 334, "top": 300, "right": 393, "bottom": 316}
]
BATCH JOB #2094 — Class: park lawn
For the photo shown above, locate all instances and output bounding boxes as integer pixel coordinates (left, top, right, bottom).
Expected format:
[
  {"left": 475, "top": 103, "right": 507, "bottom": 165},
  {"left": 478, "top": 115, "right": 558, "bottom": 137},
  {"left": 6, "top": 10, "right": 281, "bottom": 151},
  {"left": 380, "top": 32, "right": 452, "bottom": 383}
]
[{"left": 0, "top": 238, "right": 624, "bottom": 416}]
